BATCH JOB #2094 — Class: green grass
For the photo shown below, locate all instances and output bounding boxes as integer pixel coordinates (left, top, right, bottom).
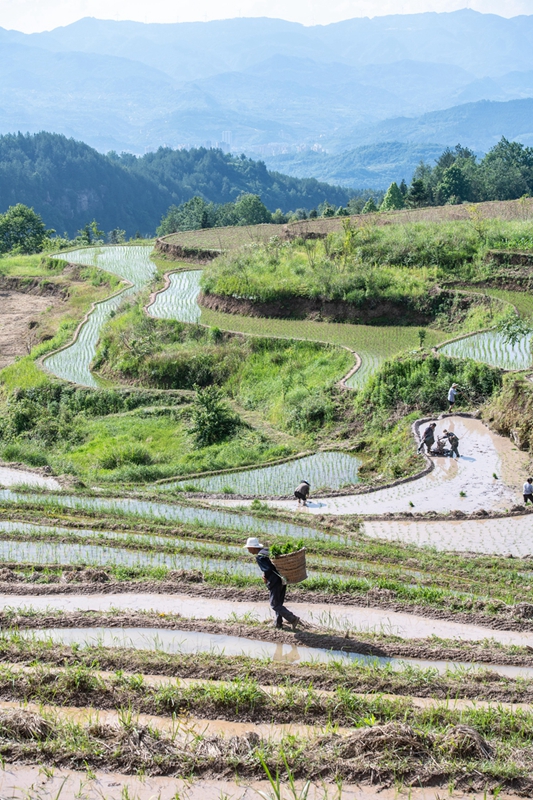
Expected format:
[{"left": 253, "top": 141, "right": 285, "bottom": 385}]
[
  {"left": 482, "top": 288, "right": 533, "bottom": 319},
  {"left": 0, "top": 253, "right": 63, "bottom": 277},
  {"left": 201, "top": 306, "right": 447, "bottom": 360}
]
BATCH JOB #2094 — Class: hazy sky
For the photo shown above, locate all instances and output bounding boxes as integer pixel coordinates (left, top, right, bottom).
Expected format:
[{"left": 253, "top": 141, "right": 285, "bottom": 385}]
[{"left": 2, "top": 0, "right": 533, "bottom": 33}]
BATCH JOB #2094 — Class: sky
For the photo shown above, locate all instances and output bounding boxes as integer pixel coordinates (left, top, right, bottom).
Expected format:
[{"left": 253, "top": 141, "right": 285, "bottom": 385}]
[{"left": 1, "top": 0, "right": 533, "bottom": 33}]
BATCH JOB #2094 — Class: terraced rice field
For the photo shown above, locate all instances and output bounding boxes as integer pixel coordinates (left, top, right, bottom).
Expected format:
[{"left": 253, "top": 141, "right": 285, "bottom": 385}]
[
  {"left": 43, "top": 245, "right": 156, "bottom": 386},
  {"left": 440, "top": 329, "right": 532, "bottom": 370},
  {"left": 162, "top": 451, "right": 361, "bottom": 495},
  {"left": 149, "top": 267, "right": 445, "bottom": 387},
  {"left": 148, "top": 268, "right": 202, "bottom": 323},
  {"left": 2, "top": 468, "right": 533, "bottom": 795},
  {"left": 7, "top": 244, "right": 533, "bottom": 795}
]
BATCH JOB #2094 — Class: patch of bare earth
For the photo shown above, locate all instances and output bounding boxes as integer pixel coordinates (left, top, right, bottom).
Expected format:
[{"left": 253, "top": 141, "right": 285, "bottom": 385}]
[{"left": 0, "top": 289, "right": 57, "bottom": 368}]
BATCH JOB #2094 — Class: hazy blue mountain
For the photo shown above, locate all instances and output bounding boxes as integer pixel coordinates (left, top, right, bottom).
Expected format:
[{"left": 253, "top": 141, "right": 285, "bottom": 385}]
[
  {"left": 1, "top": 11, "right": 533, "bottom": 182},
  {"left": 263, "top": 143, "right": 447, "bottom": 189},
  {"left": 335, "top": 98, "right": 533, "bottom": 153},
  {"left": 9, "top": 11, "right": 533, "bottom": 79}
]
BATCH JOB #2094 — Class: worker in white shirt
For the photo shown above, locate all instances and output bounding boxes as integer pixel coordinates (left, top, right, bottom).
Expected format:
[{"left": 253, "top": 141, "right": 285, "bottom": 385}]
[
  {"left": 448, "top": 383, "right": 459, "bottom": 412},
  {"left": 523, "top": 478, "right": 533, "bottom": 505}
]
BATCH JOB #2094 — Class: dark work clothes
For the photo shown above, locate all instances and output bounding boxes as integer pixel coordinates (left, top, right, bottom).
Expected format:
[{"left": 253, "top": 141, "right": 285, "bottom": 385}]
[
  {"left": 444, "top": 433, "right": 460, "bottom": 457},
  {"left": 295, "top": 482, "right": 310, "bottom": 498},
  {"left": 418, "top": 426, "right": 435, "bottom": 453},
  {"left": 525, "top": 495, "right": 533, "bottom": 505},
  {"left": 255, "top": 548, "right": 297, "bottom": 626}
]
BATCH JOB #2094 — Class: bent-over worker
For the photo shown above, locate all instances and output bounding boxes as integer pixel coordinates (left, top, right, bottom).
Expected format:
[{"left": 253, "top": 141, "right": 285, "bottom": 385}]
[
  {"left": 294, "top": 480, "right": 310, "bottom": 506},
  {"left": 418, "top": 423, "right": 436, "bottom": 454},
  {"left": 442, "top": 429, "right": 460, "bottom": 458},
  {"left": 244, "top": 537, "right": 304, "bottom": 630}
]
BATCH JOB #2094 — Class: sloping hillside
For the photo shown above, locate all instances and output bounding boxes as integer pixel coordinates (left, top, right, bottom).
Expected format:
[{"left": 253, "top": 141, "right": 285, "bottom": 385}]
[{"left": 0, "top": 132, "right": 352, "bottom": 236}]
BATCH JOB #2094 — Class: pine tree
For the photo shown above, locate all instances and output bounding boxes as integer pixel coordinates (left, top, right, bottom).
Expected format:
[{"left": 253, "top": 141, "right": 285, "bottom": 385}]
[
  {"left": 380, "top": 182, "right": 405, "bottom": 212},
  {"left": 362, "top": 197, "right": 378, "bottom": 214}
]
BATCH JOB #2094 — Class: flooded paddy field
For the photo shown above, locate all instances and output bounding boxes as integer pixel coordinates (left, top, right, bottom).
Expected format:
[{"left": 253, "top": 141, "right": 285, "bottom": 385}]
[
  {"left": 215, "top": 416, "right": 528, "bottom": 516},
  {"left": 43, "top": 245, "right": 156, "bottom": 386},
  {"left": 5, "top": 244, "right": 533, "bottom": 794},
  {"left": 3, "top": 591, "right": 533, "bottom": 648},
  {"left": 8, "top": 625, "right": 533, "bottom": 678},
  {"left": 440, "top": 329, "right": 532, "bottom": 370},
  {"left": 0, "top": 466, "right": 60, "bottom": 490},
  {"left": 161, "top": 451, "right": 362, "bottom": 495}
]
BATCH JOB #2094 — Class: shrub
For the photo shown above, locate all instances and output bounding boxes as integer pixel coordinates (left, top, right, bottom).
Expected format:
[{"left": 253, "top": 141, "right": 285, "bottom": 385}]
[
  {"left": 99, "top": 446, "right": 153, "bottom": 470},
  {"left": 190, "top": 386, "right": 241, "bottom": 447}
]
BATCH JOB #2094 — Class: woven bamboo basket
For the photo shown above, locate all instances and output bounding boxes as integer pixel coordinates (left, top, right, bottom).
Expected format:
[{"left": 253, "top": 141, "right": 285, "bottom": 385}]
[{"left": 272, "top": 548, "right": 307, "bottom": 584}]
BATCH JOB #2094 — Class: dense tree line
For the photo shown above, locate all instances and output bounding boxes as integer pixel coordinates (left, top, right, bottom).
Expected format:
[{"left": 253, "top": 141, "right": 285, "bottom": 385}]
[
  {"left": 0, "top": 132, "right": 353, "bottom": 238},
  {"left": 376, "top": 138, "right": 533, "bottom": 211}
]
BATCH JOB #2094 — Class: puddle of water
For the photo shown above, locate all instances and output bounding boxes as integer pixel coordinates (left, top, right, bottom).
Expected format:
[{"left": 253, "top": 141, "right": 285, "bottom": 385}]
[
  {"left": 161, "top": 451, "right": 361, "bottom": 495},
  {"left": 15, "top": 626, "right": 533, "bottom": 680},
  {"left": 3, "top": 593, "right": 531, "bottom": 650},
  {"left": 148, "top": 269, "right": 202, "bottom": 323},
  {"left": 43, "top": 246, "right": 156, "bottom": 386},
  {"left": 441, "top": 329, "right": 532, "bottom": 370},
  {"left": 0, "top": 765, "right": 504, "bottom": 800},
  {"left": 216, "top": 417, "right": 528, "bottom": 517},
  {"left": 0, "top": 468, "right": 60, "bottom": 491}
]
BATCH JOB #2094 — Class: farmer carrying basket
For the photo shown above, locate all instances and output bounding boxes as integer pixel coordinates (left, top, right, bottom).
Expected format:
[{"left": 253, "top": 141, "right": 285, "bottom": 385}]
[{"left": 244, "top": 537, "right": 308, "bottom": 630}]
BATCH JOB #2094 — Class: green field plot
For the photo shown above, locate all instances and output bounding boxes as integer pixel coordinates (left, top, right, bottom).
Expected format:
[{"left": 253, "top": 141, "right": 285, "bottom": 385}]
[
  {"left": 162, "top": 223, "right": 286, "bottom": 250},
  {"left": 200, "top": 305, "right": 446, "bottom": 377}
]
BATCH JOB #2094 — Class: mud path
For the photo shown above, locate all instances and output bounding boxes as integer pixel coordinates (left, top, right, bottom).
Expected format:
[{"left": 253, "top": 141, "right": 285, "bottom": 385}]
[{"left": 2, "top": 576, "right": 533, "bottom": 636}]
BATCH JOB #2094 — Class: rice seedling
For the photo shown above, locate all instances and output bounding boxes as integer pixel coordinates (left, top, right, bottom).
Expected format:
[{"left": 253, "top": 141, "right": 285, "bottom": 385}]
[
  {"left": 440, "top": 329, "right": 533, "bottom": 370},
  {"left": 43, "top": 245, "right": 156, "bottom": 386},
  {"left": 162, "top": 452, "right": 361, "bottom": 496}
]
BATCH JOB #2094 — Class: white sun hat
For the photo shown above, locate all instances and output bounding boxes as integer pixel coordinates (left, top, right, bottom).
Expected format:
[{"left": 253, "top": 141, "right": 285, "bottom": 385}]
[{"left": 243, "top": 537, "right": 264, "bottom": 549}]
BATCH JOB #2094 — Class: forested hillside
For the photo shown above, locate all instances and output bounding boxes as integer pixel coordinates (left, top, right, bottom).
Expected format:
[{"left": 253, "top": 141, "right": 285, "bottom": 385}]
[{"left": 0, "top": 133, "right": 352, "bottom": 237}]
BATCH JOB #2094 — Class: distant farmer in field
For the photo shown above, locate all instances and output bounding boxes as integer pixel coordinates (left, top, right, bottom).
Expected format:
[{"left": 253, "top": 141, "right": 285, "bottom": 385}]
[
  {"left": 448, "top": 383, "right": 459, "bottom": 412},
  {"left": 244, "top": 537, "right": 304, "bottom": 630},
  {"left": 294, "top": 480, "right": 310, "bottom": 506},
  {"left": 442, "top": 429, "right": 460, "bottom": 458},
  {"left": 523, "top": 478, "right": 533, "bottom": 505},
  {"left": 418, "top": 423, "right": 436, "bottom": 454}
]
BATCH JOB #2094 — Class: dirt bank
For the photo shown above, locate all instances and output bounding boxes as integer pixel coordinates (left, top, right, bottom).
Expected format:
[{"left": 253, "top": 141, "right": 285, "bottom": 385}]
[
  {"left": 199, "top": 291, "right": 436, "bottom": 325},
  {"left": 0, "top": 285, "right": 61, "bottom": 369}
]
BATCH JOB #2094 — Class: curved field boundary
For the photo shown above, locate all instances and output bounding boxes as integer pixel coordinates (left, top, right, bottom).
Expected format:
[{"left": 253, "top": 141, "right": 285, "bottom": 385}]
[
  {"left": 145, "top": 266, "right": 363, "bottom": 390},
  {"left": 39, "top": 272, "right": 133, "bottom": 386},
  {"left": 157, "top": 198, "right": 533, "bottom": 254}
]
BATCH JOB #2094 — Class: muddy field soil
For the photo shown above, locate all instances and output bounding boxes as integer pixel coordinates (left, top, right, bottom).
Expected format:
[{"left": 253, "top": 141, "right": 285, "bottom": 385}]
[
  {"left": 2, "top": 609, "right": 533, "bottom": 668},
  {"left": 0, "top": 289, "right": 58, "bottom": 369},
  {"left": 2, "top": 569, "right": 533, "bottom": 632},
  {"left": 2, "top": 764, "right": 508, "bottom": 800},
  {"left": 2, "top": 642, "right": 530, "bottom": 703}
]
